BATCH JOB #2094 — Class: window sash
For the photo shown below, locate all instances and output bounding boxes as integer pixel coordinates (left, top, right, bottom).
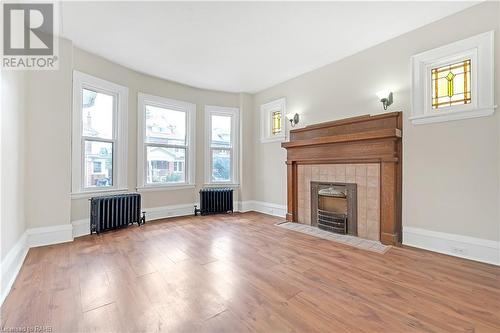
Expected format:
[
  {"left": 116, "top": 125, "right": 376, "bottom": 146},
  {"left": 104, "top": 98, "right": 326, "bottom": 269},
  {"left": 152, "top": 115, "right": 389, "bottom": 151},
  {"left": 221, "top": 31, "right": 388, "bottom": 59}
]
[
  {"left": 83, "top": 139, "right": 114, "bottom": 188},
  {"left": 82, "top": 137, "right": 116, "bottom": 189},
  {"left": 209, "top": 147, "right": 233, "bottom": 183},
  {"left": 144, "top": 142, "right": 189, "bottom": 185},
  {"left": 81, "top": 86, "right": 117, "bottom": 140}
]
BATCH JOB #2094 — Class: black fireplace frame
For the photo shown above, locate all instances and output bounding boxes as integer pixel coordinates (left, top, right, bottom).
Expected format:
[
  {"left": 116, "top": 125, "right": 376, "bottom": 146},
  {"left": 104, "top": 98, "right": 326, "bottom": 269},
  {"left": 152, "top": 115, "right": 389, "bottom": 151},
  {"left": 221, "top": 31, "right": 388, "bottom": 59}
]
[{"left": 310, "top": 181, "right": 358, "bottom": 236}]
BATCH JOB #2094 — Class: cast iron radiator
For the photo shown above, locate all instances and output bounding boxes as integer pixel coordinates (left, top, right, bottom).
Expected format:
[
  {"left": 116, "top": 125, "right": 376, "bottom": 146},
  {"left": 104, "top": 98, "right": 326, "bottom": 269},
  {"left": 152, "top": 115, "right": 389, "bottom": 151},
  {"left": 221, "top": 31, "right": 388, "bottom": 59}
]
[
  {"left": 90, "top": 193, "right": 145, "bottom": 234},
  {"left": 194, "top": 188, "right": 234, "bottom": 215}
]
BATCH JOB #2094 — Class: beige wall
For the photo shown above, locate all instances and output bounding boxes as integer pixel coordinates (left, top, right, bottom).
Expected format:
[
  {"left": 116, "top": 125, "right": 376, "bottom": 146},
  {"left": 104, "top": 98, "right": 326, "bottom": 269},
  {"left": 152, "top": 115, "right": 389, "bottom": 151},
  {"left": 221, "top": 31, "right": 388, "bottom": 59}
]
[
  {"left": 1, "top": 71, "right": 27, "bottom": 259},
  {"left": 238, "top": 93, "right": 255, "bottom": 201},
  {"left": 70, "top": 47, "right": 244, "bottom": 220},
  {"left": 252, "top": 2, "right": 500, "bottom": 241},
  {"left": 24, "top": 38, "right": 73, "bottom": 229}
]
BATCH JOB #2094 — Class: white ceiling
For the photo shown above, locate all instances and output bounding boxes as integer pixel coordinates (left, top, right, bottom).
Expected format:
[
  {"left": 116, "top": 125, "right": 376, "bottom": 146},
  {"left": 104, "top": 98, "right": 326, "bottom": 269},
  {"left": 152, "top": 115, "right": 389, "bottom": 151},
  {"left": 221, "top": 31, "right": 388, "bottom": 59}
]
[{"left": 61, "top": 1, "right": 478, "bottom": 93}]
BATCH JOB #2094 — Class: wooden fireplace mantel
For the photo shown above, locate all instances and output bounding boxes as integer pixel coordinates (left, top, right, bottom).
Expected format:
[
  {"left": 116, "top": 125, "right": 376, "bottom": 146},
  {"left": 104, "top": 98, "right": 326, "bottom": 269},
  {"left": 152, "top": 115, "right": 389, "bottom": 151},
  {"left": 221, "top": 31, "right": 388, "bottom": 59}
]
[{"left": 281, "top": 112, "right": 403, "bottom": 246}]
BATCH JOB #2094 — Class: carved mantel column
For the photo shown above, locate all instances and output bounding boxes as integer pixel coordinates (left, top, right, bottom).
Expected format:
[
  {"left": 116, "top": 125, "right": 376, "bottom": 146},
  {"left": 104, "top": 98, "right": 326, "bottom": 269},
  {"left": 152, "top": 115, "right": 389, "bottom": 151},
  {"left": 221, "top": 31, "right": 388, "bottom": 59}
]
[{"left": 286, "top": 161, "right": 297, "bottom": 222}]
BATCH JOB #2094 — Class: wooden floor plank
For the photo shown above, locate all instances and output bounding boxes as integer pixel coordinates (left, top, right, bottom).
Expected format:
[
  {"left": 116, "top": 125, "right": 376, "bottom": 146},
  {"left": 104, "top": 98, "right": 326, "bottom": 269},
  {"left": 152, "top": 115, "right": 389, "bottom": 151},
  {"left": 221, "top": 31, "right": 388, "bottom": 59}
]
[{"left": 1, "top": 212, "right": 499, "bottom": 332}]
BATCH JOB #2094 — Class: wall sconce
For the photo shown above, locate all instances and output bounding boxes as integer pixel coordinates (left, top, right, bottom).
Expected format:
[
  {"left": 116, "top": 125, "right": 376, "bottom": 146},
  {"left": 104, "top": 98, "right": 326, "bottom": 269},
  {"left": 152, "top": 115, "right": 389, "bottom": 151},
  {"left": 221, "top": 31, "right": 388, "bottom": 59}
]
[
  {"left": 286, "top": 113, "right": 300, "bottom": 127},
  {"left": 376, "top": 90, "right": 393, "bottom": 110}
]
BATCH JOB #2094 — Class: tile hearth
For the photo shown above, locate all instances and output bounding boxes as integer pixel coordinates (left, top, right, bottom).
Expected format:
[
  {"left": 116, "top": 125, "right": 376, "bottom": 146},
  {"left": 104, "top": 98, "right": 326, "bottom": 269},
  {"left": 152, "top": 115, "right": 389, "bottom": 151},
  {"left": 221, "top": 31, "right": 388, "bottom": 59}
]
[{"left": 276, "top": 222, "right": 389, "bottom": 254}]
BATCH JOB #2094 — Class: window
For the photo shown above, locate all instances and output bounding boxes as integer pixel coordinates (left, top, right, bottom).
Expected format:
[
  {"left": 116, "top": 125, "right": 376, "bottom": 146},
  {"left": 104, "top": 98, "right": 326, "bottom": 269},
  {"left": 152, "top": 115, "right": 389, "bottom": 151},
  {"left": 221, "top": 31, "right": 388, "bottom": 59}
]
[
  {"left": 260, "top": 97, "right": 286, "bottom": 143},
  {"left": 205, "top": 106, "right": 239, "bottom": 184},
  {"left": 137, "top": 93, "right": 195, "bottom": 190},
  {"left": 272, "top": 110, "right": 282, "bottom": 135},
  {"left": 72, "top": 71, "right": 128, "bottom": 196},
  {"left": 431, "top": 59, "right": 471, "bottom": 109},
  {"left": 93, "top": 161, "right": 102, "bottom": 173},
  {"left": 173, "top": 161, "right": 183, "bottom": 172},
  {"left": 411, "top": 31, "right": 495, "bottom": 125}
]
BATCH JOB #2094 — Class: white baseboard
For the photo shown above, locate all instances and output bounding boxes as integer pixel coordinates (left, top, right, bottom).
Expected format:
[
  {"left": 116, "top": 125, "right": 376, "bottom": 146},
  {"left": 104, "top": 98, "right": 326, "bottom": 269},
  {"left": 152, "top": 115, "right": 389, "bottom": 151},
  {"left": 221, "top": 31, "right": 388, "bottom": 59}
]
[
  {"left": 239, "top": 200, "right": 286, "bottom": 218},
  {"left": 1, "top": 224, "right": 74, "bottom": 306},
  {"left": 72, "top": 219, "right": 90, "bottom": 238},
  {"left": 403, "top": 226, "right": 499, "bottom": 266},
  {"left": 26, "top": 224, "right": 73, "bottom": 247},
  {"left": 145, "top": 201, "right": 287, "bottom": 219},
  {"left": 72, "top": 201, "right": 285, "bottom": 237},
  {"left": 72, "top": 203, "right": 198, "bottom": 238},
  {"left": 1, "top": 233, "right": 28, "bottom": 306},
  {"left": 145, "top": 203, "right": 195, "bottom": 221}
]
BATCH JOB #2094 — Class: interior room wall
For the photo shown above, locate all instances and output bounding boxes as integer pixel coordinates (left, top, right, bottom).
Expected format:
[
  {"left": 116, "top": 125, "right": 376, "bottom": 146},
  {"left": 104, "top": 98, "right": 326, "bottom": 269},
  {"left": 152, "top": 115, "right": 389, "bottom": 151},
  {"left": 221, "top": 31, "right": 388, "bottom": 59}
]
[
  {"left": 18, "top": 35, "right": 251, "bottom": 228},
  {"left": 252, "top": 2, "right": 499, "bottom": 242},
  {"left": 1, "top": 71, "right": 27, "bottom": 260}
]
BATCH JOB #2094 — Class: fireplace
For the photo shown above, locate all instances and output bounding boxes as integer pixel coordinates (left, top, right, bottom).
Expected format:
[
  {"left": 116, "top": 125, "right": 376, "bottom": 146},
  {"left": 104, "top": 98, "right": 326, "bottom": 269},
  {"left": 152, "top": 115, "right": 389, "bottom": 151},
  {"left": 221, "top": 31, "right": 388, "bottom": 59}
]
[
  {"left": 311, "top": 182, "right": 357, "bottom": 236},
  {"left": 281, "top": 112, "right": 402, "bottom": 245}
]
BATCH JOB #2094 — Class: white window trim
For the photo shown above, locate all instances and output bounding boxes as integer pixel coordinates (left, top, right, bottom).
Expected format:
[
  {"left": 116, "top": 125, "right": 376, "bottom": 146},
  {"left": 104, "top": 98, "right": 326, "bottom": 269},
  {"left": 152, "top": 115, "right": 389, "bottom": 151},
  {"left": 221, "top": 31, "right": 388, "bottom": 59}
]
[
  {"left": 260, "top": 97, "right": 286, "bottom": 143},
  {"left": 410, "top": 30, "right": 496, "bottom": 125},
  {"left": 71, "top": 71, "right": 128, "bottom": 198},
  {"left": 205, "top": 105, "right": 240, "bottom": 185},
  {"left": 136, "top": 93, "right": 196, "bottom": 191}
]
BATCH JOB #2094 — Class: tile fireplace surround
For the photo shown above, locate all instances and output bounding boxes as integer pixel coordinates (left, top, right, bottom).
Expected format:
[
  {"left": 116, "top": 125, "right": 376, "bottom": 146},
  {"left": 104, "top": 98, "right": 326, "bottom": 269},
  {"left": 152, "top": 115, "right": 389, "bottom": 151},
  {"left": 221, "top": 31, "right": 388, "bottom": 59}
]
[
  {"left": 281, "top": 112, "right": 402, "bottom": 246},
  {"left": 298, "top": 164, "right": 380, "bottom": 241}
]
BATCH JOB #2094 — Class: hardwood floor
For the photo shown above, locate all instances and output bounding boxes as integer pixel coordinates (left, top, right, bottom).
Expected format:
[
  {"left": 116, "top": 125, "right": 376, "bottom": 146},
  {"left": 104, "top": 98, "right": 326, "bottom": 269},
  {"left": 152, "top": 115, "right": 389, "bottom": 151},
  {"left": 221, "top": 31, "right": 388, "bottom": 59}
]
[{"left": 1, "top": 212, "right": 499, "bottom": 332}]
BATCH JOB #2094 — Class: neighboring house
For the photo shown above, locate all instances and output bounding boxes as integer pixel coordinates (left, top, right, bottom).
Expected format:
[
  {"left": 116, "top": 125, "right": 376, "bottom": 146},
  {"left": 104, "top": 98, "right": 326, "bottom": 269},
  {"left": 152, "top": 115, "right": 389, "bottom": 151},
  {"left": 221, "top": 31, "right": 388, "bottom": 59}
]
[
  {"left": 146, "top": 146, "right": 184, "bottom": 183},
  {"left": 145, "top": 111, "right": 186, "bottom": 183}
]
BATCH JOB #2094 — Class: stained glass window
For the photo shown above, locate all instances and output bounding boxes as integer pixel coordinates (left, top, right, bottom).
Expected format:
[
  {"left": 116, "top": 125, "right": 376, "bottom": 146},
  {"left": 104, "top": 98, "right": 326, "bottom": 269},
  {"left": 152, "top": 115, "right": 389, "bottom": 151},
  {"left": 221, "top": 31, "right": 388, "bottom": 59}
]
[
  {"left": 271, "top": 110, "right": 281, "bottom": 135},
  {"left": 431, "top": 59, "right": 471, "bottom": 109}
]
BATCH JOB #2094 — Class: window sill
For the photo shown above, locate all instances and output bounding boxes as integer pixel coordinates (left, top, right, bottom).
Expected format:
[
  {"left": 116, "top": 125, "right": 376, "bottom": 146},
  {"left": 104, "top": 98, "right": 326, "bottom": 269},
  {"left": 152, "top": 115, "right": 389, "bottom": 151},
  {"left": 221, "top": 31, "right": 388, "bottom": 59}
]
[
  {"left": 410, "top": 106, "right": 497, "bottom": 125},
  {"left": 203, "top": 183, "right": 240, "bottom": 188},
  {"left": 71, "top": 188, "right": 130, "bottom": 200},
  {"left": 136, "top": 184, "right": 196, "bottom": 192}
]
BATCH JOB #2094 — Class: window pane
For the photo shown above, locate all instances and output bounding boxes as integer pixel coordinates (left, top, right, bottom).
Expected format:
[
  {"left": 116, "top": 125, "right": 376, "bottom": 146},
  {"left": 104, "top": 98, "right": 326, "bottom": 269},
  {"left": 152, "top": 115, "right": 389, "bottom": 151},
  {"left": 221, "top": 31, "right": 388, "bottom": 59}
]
[
  {"left": 84, "top": 141, "right": 113, "bottom": 187},
  {"left": 211, "top": 115, "right": 231, "bottom": 147},
  {"left": 145, "top": 105, "right": 186, "bottom": 145},
  {"left": 431, "top": 59, "right": 471, "bottom": 109},
  {"left": 212, "top": 149, "right": 231, "bottom": 182},
  {"left": 272, "top": 110, "right": 281, "bottom": 135},
  {"left": 82, "top": 88, "right": 114, "bottom": 139},
  {"left": 146, "top": 146, "right": 186, "bottom": 184}
]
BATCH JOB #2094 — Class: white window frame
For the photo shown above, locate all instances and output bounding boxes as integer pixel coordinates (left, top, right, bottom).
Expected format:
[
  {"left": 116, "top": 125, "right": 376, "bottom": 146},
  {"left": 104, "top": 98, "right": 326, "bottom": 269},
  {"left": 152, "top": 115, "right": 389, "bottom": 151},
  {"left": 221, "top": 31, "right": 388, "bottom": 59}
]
[
  {"left": 71, "top": 71, "right": 128, "bottom": 198},
  {"left": 410, "top": 31, "right": 496, "bottom": 125},
  {"left": 260, "top": 97, "right": 286, "bottom": 143},
  {"left": 205, "top": 105, "right": 239, "bottom": 185},
  {"left": 137, "top": 93, "right": 196, "bottom": 191}
]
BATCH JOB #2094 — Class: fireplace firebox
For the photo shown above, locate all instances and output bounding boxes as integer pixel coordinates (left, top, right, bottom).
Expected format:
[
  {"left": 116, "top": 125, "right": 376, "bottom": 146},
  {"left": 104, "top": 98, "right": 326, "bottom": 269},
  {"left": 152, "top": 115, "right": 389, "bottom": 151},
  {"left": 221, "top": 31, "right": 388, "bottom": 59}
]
[{"left": 311, "top": 182, "right": 357, "bottom": 236}]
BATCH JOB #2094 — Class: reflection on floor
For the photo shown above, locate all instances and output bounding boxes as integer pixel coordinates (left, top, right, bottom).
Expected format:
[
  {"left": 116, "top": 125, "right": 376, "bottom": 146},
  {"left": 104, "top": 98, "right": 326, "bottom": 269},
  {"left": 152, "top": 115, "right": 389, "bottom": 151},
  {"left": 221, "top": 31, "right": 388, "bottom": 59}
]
[{"left": 1, "top": 212, "right": 499, "bottom": 332}]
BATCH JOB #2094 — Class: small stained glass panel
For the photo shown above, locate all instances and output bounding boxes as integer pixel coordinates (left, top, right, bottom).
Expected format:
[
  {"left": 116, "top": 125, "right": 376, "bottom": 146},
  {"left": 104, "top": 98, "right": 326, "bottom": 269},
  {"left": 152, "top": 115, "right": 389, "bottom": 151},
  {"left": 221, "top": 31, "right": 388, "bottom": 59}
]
[
  {"left": 431, "top": 59, "right": 471, "bottom": 109},
  {"left": 271, "top": 110, "right": 281, "bottom": 135}
]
